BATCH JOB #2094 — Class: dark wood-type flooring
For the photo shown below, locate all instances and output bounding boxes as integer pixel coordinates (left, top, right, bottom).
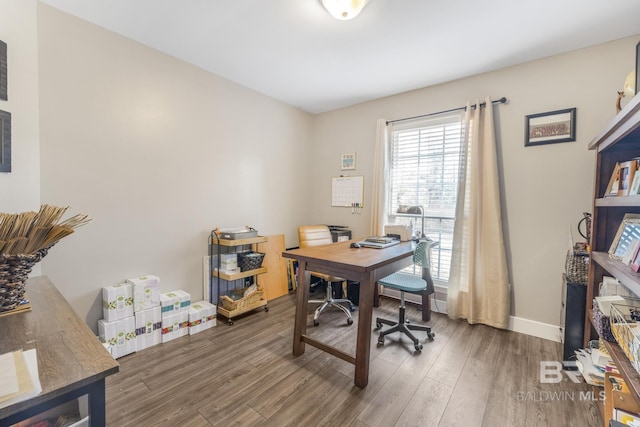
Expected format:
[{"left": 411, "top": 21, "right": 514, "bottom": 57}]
[{"left": 105, "top": 293, "right": 602, "bottom": 426}]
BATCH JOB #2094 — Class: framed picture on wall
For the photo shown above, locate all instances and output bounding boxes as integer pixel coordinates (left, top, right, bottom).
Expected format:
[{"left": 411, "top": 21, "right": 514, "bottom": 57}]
[
  {"left": 341, "top": 152, "right": 356, "bottom": 170},
  {"left": 0, "top": 40, "right": 6, "bottom": 101},
  {"left": 0, "top": 109, "right": 10, "bottom": 173},
  {"left": 525, "top": 108, "right": 576, "bottom": 147}
]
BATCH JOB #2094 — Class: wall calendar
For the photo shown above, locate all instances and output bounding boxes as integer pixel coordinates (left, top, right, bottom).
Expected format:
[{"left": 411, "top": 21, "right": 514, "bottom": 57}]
[{"left": 331, "top": 176, "right": 364, "bottom": 207}]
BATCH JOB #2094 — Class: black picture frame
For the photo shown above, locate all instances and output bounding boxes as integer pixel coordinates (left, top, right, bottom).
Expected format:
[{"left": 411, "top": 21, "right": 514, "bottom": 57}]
[
  {"left": 524, "top": 107, "right": 576, "bottom": 147},
  {"left": 0, "top": 40, "right": 6, "bottom": 101},
  {"left": 0, "top": 109, "right": 11, "bottom": 173}
]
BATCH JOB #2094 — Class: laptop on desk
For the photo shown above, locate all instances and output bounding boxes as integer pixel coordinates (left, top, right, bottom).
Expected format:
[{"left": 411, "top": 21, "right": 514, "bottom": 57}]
[{"left": 357, "top": 236, "right": 401, "bottom": 249}]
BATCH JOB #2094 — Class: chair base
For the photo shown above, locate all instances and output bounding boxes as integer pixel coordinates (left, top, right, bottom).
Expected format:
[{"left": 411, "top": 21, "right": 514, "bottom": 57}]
[
  {"left": 376, "top": 305, "right": 435, "bottom": 352},
  {"left": 310, "top": 281, "right": 355, "bottom": 326}
]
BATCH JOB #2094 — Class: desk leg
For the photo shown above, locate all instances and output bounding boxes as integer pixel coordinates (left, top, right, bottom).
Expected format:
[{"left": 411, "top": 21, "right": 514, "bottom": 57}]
[
  {"left": 293, "top": 260, "right": 310, "bottom": 356},
  {"left": 354, "top": 272, "right": 374, "bottom": 388},
  {"left": 88, "top": 378, "right": 106, "bottom": 427}
]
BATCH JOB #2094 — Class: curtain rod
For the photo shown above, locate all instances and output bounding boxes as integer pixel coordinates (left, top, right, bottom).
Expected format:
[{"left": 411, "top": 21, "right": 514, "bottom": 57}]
[{"left": 386, "top": 97, "right": 507, "bottom": 125}]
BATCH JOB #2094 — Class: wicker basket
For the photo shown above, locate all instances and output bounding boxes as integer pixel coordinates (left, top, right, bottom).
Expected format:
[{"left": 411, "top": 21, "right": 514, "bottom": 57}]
[
  {"left": 0, "top": 248, "right": 49, "bottom": 312},
  {"left": 237, "top": 252, "right": 265, "bottom": 272},
  {"left": 592, "top": 298, "right": 616, "bottom": 341},
  {"left": 565, "top": 251, "right": 589, "bottom": 284},
  {"left": 219, "top": 289, "right": 264, "bottom": 311}
]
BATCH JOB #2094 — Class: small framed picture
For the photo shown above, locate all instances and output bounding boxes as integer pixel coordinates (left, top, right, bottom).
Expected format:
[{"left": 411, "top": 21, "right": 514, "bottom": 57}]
[
  {"left": 525, "top": 108, "right": 576, "bottom": 147},
  {"left": 618, "top": 160, "right": 638, "bottom": 196},
  {"left": 0, "top": 40, "right": 6, "bottom": 101},
  {"left": 0, "top": 109, "right": 10, "bottom": 173},
  {"left": 609, "top": 214, "right": 640, "bottom": 260},
  {"left": 631, "top": 243, "right": 640, "bottom": 272},
  {"left": 341, "top": 152, "right": 356, "bottom": 170}
]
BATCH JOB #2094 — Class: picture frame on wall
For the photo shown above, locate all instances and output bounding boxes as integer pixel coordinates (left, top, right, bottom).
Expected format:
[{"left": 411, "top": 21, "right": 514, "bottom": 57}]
[
  {"left": 524, "top": 108, "right": 576, "bottom": 147},
  {"left": 0, "top": 109, "right": 10, "bottom": 173},
  {"left": 0, "top": 40, "right": 6, "bottom": 101},
  {"left": 341, "top": 152, "right": 356, "bottom": 170}
]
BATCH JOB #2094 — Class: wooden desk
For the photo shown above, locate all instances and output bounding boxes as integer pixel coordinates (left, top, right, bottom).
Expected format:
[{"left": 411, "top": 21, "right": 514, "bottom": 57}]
[
  {"left": 283, "top": 240, "right": 414, "bottom": 388},
  {"left": 0, "top": 276, "right": 119, "bottom": 426}
]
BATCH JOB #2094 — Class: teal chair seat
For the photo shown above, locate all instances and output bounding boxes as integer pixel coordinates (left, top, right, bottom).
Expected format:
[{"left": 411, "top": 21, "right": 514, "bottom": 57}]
[
  {"left": 378, "top": 272, "right": 427, "bottom": 293},
  {"left": 376, "top": 239, "right": 436, "bottom": 352}
]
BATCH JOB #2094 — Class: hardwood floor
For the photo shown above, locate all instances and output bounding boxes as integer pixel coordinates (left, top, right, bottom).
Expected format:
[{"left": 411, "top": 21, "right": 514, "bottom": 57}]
[{"left": 105, "top": 293, "right": 602, "bottom": 426}]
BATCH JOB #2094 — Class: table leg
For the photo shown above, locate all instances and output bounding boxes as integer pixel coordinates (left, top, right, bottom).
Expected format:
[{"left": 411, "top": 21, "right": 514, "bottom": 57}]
[
  {"left": 354, "top": 272, "right": 374, "bottom": 388},
  {"left": 293, "top": 260, "right": 309, "bottom": 356},
  {"left": 88, "top": 379, "right": 106, "bottom": 427}
]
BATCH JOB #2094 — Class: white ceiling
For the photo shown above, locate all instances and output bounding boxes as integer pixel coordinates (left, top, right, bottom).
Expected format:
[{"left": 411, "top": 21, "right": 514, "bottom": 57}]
[{"left": 39, "top": 0, "right": 640, "bottom": 114}]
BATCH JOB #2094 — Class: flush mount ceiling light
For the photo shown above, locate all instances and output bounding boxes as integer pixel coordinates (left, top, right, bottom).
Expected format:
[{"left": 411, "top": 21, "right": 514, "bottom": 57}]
[{"left": 321, "top": 0, "right": 370, "bottom": 20}]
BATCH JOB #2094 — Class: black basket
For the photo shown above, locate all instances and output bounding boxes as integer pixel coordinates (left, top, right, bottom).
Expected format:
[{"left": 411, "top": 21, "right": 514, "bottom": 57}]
[
  {"left": 0, "top": 248, "right": 49, "bottom": 312},
  {"left": 238, "top": 252, "right": 265, "bottom": 272}
]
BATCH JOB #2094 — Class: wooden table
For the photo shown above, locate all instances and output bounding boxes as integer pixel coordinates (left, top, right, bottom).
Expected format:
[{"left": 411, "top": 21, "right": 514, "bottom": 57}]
[
  {"left": 0, "top": 276, "right": 119, "bottom": 426},
  {"left": 283, "top": 240, "right": 414, "bottom": 388}
]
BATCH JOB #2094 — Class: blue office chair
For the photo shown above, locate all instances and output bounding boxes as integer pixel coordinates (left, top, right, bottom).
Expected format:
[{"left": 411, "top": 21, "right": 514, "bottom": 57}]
[{"left": 375, "top": 239, "right": 436, "bottom": 352}]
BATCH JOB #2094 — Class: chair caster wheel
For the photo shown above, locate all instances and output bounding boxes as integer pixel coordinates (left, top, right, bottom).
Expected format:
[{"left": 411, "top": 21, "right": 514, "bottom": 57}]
[
  {"left": 347, "top": 318, "right": 353, "bottom": 326},
  {"left": 264, "top": 306, "right": 269, "bottom": 312},
  {"left": 375, "top": 322, "right": 382, "bottom": 330},
  {"left": 349, "top": 305, "right": 356, "bottom": 312},
  {"left": 415, "top": 344, "right": 423, "bottom": 352},
  {"left": 428, "top": 332, "right": 435, "bottom": 340},
  {"left": 313, "top": 319, "right": 320, "bottom": 327},
  {"left": 378, "top": 337, "right": 385, "bottom": 346},
  {"left": 227, "top": 319, "right": 234, "bottom": 326}
]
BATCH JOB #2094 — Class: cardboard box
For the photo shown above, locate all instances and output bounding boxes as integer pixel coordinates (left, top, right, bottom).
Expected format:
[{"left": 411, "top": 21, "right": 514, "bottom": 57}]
[
  {"left": 102, "top": 282, "right": 134, "bottom": 322},
  {"left": 220, "top": 254, "right": 238, "bottom": 271},
  {"left": 98, "top": 316, "right": 136, "bottom": 359},
  {"left": 161, "top": 311, "right": 189, "bottom": 343},
  {"left": 188, "top": 300, "right": 217, "bottom": 335},
  {"left": 127, "top": 275, "right": 161, "bottom": 312},
  {"left": 160, "top": 289, "right": 191, "bottom": 318},
  {"left": 134, "top": 306, "right": 162, "bottom": 351}
]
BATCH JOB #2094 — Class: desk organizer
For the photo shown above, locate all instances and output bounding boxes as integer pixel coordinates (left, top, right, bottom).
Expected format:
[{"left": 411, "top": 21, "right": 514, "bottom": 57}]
[{"left": 610, "top": 302, "right": 640, "bottom": 375}]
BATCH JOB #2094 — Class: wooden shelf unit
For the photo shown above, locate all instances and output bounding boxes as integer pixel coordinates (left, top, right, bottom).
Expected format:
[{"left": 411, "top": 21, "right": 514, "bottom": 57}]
[
  {"left": 585, "top": 94, "right": 640, "bottom": 418},
  {"left": 209, "top": 233, "right": 268, "bottom": 325}
]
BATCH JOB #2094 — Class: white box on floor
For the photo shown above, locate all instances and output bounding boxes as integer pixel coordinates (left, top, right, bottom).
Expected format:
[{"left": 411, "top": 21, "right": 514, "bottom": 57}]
[
  {"left": 135, "top": 306, "right": 162, "bottom": 351},
  {"left": 98, "top": 316, "right": 136, "bottom": 359},
  {"left": 188, "top": 300, "right": 217, "bottom": 335},
  {"left": 161, "top": 311, "right": 189, "bottom": 343},
  {"left": 127, "top": 275, "right": 161, "bottom": 312},
  {"left": 160, "top": 289, "right": 191, "bottom": 318},
  {"left": 102, "top": 282, "right": 134, "bottom": 322}
]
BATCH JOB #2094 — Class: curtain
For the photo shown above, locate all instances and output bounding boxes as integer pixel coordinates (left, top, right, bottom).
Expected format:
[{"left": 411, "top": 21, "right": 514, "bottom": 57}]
[
  {"left": 447, "top": 97, "right": 510, "bottom": 329},
  {"left": 370, "top": 119, "right": 389, "bottom": 235}
]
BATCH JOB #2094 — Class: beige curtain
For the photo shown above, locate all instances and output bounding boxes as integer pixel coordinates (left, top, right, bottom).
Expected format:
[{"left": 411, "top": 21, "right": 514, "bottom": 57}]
[
  {"left": 370, "top": 119, "right": 389, "bottom": 235},
  {"left": 447, "top": 97, "right": 510, "bottom": 329}
]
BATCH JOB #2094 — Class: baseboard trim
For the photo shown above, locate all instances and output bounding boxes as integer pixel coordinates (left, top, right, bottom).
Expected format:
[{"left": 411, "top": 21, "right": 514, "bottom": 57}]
[{"left": 508, "top": 315, "right": 562, "bottom": 343}]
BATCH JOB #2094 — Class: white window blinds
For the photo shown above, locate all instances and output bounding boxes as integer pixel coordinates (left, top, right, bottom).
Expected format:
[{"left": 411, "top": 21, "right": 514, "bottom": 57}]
[{"left": 388, "top": 112, "right": 464, "bottom": 282}]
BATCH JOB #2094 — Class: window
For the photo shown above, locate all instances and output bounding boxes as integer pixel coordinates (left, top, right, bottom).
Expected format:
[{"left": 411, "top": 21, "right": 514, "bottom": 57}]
[{"left": 387, "top": 112, "right": 464, "bottom": 283}]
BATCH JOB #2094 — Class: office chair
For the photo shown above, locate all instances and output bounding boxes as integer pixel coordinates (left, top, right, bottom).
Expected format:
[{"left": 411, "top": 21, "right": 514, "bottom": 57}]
[
  {"left": 298, "top": 225, "right": 356, "bottom": 326},
  {"left": 375, "top": 239, "right": 436, "bottom": 352}
]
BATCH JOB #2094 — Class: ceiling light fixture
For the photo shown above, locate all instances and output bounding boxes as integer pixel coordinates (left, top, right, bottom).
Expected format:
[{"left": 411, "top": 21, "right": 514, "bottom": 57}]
[{"left": 321, "top": 0, "right": 369, "bottom": 20}]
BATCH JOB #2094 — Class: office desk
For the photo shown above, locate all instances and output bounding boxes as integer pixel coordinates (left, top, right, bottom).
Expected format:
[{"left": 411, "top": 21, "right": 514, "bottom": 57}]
[
  {"left": 283, "top": 240, "right": 414, "bottom": 388},
  {"left": 0, "top": 276, "right": 119, "bottom": 426}
]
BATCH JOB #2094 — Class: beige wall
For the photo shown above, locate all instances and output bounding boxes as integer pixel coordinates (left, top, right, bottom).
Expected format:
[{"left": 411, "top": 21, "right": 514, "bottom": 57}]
[
  {"left": 310, "top": 36, "right": 639, "bottom": 328},
  {"left": 37, "top": 4, "right": 313, "bottom": 328},
  {"left": 0, "top": 1, "right": 41, "bottom": 215}
]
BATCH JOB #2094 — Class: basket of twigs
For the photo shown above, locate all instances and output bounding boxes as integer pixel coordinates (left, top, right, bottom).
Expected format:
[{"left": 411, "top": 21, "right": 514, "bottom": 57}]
[{"left": 0, "top": 205, "right": 91, "bottom": 312}]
